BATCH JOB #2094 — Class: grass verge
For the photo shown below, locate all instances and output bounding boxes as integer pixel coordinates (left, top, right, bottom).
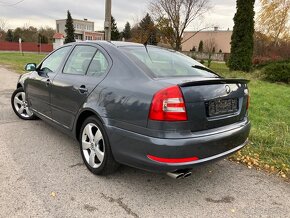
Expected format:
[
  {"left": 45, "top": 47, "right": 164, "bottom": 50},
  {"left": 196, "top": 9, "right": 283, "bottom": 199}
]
[
  {"left": 0, "top": 52, "right": 46, "bottom": 73},
  {"left": 211, "top": 62, "right": 290, "bottom": 180}
]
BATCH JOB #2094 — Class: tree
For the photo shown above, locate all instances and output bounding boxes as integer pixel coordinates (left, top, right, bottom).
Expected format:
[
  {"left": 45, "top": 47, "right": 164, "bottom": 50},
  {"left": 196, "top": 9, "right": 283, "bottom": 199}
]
[
  {"left": 111, "top": 16, "right": 120, "bottom": 40},
  {"left": 4, "top": 26, "right": 55, "bottom": 43},
  {"left": 139, "top": 13, "right": 157, "bottom": 45},
  {"left": 122, "top": 22, "right": 132, "bottom": 40},
  {"left": 0, "top": 18, "right": 8, "bottom": 31},
  {"left": 10, "top": 26, "right": 38, "bottom": 42},
  {"left": 12, "top": 27, "right": 22, "bottom": 42},
  {"left": 0, "top": 30, "right": 5, "bottom": 41},
  {"left": 38, "top": 34, "right": 48, "bottom": 44},
  {"left": 64, "top": 10, "right": 75, "bottom": 44},
  {"left": 256, "top": 0, "right": 290, "bottom": 45},
  {"left": 204, "top": 38, "right": 216, "bottom": 67},
  {"left": 198, "top": 40, "right": 204, "bottom": 52},
  {"left": 228, "top": 0, "right": 255, "bottom": 72},
  {"left": 38, "top": 27, "right": 56, "bottom": 44},
  {"left": 253, "top": 31, "right": 290, "bottom": 61},
  {"left": 5, "top": 29, "right": 13, "bottom": 42},
  {"left": 155, "top": 17, "right": 175, "bottom": 47},
  {"left": 22, "top": 26, "right": 38, "bottom": 42},
  {"left": 150, "top": 0, "right": 210, "bottom": 50},
  {"left": 131, "top": 13, "right": 158, "bottom": 45}
]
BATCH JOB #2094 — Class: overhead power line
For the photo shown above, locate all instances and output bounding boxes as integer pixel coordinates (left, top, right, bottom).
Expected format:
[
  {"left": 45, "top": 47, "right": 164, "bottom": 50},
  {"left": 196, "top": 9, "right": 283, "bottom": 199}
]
[{"left": 0, "top": 0, "right": 24, "bottom": 7}]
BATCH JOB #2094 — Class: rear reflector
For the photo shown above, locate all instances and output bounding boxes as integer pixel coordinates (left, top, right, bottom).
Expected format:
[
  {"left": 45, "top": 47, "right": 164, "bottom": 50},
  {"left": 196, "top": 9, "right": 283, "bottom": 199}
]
[
  {"left": 149, "top": 86, "right": 188, "bottom": 121},
  {"left": 147, "top": 155, "right": 199, "bottom": 164},
  {"left": 246, "top": 95, "right": 250, "bottom": 110}
]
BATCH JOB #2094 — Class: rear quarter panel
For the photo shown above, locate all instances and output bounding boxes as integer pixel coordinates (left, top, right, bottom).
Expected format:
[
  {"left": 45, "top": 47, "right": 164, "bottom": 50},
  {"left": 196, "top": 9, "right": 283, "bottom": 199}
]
[{"left": 82, "top": 44, "right": 164, "bottom": 131}]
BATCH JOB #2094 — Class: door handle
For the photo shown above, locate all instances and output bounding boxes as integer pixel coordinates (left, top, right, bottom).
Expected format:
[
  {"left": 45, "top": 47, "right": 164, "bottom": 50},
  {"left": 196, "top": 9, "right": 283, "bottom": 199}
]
[
  {"left": 45, "top": 79, "right": 51, "bottom": 86},
  {"left": 78, "top": 85, "right": 88, "bottom": 94}
]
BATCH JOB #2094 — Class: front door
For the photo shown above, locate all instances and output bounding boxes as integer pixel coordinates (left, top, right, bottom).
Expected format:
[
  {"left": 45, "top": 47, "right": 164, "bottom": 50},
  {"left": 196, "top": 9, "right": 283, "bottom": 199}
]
[
  {"left": 25, "top": 46, "right": 72, "bottom": 117},
  {"left": 50, "top": 45, "right": 110, "bottom": 129}
]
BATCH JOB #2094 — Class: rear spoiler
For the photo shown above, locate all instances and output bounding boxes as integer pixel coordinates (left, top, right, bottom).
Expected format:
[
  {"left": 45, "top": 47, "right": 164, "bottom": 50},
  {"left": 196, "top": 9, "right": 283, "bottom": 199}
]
[{"left": 179, "top": 78, "right": 250, "bottom": 87}]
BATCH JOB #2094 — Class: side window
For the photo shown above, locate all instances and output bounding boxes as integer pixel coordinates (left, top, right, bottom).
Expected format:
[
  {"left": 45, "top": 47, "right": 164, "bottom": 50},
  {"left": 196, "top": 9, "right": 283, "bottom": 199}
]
[
  {"left": 87, "top": 50, "right": 109, "bottom": 77},
  {"left": 40, "top": 46, "right": 71, "bottom": 73},
  {"left": 63, "top": 45, "right": 97, "bottom": 75}
]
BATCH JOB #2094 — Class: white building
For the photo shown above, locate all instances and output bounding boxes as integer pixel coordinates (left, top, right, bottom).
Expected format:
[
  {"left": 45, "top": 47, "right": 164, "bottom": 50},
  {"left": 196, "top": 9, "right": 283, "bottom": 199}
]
[
  {"left": 56, "top": 18, "right": 104, "bottom": 41},
  {"left": 53, "top": 33, "right": 65, "bottom": 50}
]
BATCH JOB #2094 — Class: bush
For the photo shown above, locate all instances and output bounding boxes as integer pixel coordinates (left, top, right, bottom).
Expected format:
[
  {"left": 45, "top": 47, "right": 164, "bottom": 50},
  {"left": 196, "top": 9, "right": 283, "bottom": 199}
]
[
  {"left": 252, "top": 55, "right": 285, "bottom": 68},
  {"left": 263, "top": 62, "right": 290, "bottom": 83},
  {"left": 191, "top": 54, "right": 197, "bottom": 60}
]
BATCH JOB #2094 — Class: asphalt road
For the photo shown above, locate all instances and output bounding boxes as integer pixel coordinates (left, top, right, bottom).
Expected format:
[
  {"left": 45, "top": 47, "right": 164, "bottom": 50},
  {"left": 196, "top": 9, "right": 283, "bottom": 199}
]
[{"left": 0, "top": 66, "right": 289, "bottom": 218}]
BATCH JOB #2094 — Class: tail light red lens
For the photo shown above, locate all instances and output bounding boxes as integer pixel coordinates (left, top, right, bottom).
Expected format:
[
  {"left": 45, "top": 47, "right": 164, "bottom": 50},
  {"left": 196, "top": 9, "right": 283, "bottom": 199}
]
[{"left": 149, "top": 86, "right": 188, "bottom": 121}]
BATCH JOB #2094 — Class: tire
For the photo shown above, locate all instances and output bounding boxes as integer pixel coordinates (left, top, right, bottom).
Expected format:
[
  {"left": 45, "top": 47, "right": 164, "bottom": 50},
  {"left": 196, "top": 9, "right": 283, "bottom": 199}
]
[
  {"left": 79, "top": 116, "right": 120, "bottom": 175},
  {"left": 11, "top": 87, "right": 38, "bottom": 120}
]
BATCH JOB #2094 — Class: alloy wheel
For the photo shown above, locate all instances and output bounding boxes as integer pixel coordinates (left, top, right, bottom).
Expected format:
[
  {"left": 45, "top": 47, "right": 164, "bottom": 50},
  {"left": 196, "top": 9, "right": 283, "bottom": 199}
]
[
  {"left": 13, "top": 92, "right": 34, "bottom": 118},
  {"left": 81, "top": 123, "right": 105, "bottom": 169}
]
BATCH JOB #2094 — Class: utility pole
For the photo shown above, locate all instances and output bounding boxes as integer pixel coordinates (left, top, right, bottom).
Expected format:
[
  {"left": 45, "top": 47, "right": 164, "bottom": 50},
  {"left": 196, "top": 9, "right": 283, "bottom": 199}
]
[{"left": 104, "top": 0, "right": 111, "bottom": 41}]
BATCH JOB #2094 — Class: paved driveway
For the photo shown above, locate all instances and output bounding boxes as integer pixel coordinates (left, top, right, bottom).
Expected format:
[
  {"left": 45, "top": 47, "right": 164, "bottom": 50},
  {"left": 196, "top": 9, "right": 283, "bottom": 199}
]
[{"left": 0, "top": 67, "right": 289, "bottom": 217}]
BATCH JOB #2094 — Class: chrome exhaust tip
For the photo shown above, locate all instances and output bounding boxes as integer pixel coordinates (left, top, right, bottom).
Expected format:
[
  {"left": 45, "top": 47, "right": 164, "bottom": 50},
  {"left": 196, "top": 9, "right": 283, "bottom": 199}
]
[
  {"left": 166, "top": 172, "right": 185, "bottom": 179},
  {"left": 166, "top": 170, "right": 192, "bottom": 179},
  {"left": 183, "top": 171, "right": 192, "bottom": 178}
]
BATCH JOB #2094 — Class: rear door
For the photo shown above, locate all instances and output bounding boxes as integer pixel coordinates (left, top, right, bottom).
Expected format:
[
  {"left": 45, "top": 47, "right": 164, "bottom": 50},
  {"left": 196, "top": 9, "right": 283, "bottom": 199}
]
[
  {"left": 25, "top": 46, "right": 72, "bottom": 117},
  {"left": 50, "top": 44, "right": 110, "bottom": 129}
]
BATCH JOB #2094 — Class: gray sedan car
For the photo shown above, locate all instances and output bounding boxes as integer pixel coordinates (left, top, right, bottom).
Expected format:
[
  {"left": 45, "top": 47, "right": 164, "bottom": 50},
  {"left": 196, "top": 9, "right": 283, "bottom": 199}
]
[{"left": 11, "top": 41, "right": 250, "bottom": 178}]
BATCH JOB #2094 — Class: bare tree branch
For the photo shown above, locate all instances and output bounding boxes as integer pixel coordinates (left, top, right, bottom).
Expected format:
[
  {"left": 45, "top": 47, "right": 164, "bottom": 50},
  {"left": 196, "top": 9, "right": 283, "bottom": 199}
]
[
  {"left": 181, "top": 26, "right": 213, "bottom": 44},
  {"left": 150, "top": 0, "right": 210, "bottom": 50},
  {"left": 0, "top": 18, "right": 8, "bottom": 31}
]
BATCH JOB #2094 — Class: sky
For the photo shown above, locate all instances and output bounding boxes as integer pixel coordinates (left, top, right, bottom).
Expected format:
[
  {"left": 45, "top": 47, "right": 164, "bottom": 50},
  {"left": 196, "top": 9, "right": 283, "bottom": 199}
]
[{"left": 0, "top": 0, "right": 261, "bottom": 31}]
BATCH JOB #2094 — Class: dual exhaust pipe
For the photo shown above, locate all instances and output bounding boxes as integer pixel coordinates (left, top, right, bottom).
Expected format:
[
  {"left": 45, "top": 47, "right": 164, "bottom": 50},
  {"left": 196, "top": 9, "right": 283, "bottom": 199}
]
[{"left": 166, "top": 170, "right": 192, "bottom": 179}]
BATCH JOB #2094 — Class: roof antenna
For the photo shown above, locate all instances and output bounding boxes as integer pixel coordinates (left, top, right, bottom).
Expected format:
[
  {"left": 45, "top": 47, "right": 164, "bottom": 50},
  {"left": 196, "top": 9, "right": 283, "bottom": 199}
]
[{"left": 143, "top": 34, "right": 152, "bottom": 61}]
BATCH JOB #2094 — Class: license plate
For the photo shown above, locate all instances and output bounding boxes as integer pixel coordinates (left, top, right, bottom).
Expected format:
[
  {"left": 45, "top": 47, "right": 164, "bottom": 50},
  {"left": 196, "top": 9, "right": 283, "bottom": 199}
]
[{"left": 207, "top": 98, "right": 239, "bottom": 117}]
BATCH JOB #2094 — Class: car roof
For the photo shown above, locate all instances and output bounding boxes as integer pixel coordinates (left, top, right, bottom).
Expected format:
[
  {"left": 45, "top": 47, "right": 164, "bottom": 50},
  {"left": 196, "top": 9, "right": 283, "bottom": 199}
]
[
  {"left": 109, "top": 41, "right": 143, "bottom": 47},
  {"left": 69, "top": 41, "right": 177, "bottom": 53},
  {"left": 72, "top": 40, "right": 143, "bottom": 48}
]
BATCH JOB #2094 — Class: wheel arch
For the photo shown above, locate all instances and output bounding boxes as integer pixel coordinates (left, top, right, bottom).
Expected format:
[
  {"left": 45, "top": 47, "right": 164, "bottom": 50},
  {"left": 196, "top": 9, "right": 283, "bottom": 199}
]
[
  {"left": 17, "top": 83, "right": 22, "bottom": 89},
  {"left": 74, "top": 109, "right": 104, "bottom": 141}
]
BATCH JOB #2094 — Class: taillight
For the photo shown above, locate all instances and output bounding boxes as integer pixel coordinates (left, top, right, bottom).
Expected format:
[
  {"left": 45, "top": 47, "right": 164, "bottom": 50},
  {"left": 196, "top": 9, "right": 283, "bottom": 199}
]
[
  {"left": 149, "top": 86, "right": 188, "bottom": 121},
  {"left": 246, "top": 95, "right": 250, "bottom": 110}
]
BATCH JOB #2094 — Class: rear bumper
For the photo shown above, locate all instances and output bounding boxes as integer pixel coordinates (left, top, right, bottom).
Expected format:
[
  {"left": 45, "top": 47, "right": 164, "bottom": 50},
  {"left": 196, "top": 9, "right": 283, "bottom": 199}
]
[{"left": 106, "top": 121, "right": 251, "bottom": 173}]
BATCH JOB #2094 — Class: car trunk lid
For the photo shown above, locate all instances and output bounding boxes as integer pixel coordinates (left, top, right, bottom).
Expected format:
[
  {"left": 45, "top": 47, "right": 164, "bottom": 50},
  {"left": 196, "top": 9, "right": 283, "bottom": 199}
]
[
  {"left": 155, "top": 77, "right": 249, "bottom": 132},
  {"left": 178, "top": 78, "right": 249, "bottom": 132}
]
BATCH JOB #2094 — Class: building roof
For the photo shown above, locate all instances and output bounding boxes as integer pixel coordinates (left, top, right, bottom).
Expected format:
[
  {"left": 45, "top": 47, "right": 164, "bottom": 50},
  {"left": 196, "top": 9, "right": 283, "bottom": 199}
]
[
  {"left": 56, "top": 18, "right": 94, "bottom": 24},
  {"left": 53, "top": 33, "right": 64, "bottom": 39},
  {"left": 184, "top": 30, "right": 232, "bottom": 33}
]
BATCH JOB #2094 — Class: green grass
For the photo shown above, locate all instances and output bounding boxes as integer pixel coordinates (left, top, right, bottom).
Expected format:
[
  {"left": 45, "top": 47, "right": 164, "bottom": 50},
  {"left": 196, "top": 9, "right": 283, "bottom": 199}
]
[
  {"left": 0, "top": 52, "right": 46, "bottom": 73},
  {"left": 0, "top": 52, "right": 289, "bottom": 178},
  {"left": 210, "top": 62, "right": 290, "bottom": 178}
]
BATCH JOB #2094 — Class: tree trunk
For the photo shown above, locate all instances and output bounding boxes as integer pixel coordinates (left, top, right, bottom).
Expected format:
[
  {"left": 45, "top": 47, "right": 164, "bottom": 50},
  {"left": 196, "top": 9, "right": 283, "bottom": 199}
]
[{"left": 175, "top": 36, "right": 182, "bottom": 51}]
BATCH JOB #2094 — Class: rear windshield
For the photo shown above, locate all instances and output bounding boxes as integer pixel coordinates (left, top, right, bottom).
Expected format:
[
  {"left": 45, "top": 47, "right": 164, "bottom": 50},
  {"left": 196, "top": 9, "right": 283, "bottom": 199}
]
[{"left": 120, "top": 46, "right": 219, "bottom": 78}]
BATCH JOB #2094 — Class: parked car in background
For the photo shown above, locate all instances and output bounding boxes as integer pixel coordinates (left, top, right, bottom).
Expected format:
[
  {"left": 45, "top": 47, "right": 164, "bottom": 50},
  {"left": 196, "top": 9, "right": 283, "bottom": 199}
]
[{"left": 11, "top": 41, "right": 250, "bottom": 178}]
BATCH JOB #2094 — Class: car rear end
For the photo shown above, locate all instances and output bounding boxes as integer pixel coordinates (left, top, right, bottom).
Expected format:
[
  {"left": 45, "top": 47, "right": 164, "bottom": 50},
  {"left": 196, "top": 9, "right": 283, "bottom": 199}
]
[
  {"left": 145, "top": 78, "right": 250, "bottom": 170},
  {"left": 108, "top": 45, "right": 250, "bottom": 173}
]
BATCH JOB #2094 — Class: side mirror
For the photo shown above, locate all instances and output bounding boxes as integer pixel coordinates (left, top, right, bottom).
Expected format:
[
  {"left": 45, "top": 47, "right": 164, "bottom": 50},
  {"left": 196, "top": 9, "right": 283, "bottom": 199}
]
[{"left": 25, "top": 63, "right": 37, "bottom": 71}]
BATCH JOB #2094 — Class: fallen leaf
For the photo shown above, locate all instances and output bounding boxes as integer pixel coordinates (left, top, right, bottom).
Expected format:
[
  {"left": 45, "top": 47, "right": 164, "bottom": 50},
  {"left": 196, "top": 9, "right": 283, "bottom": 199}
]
[{"left": 51, "top": 192, "right": 56, "bottom": 197}]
